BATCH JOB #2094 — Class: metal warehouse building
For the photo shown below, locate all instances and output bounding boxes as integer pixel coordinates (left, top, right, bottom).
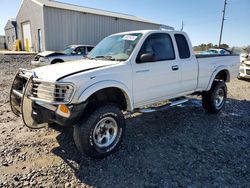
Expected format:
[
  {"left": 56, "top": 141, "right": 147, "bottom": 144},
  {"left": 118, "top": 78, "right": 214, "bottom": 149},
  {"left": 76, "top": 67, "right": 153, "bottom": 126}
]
[
  {"left": 5, "top": 0, "right": 173, "bottom": 52},
  {"left": 0, "top": 35, "right": 6, "bottom": 49}
]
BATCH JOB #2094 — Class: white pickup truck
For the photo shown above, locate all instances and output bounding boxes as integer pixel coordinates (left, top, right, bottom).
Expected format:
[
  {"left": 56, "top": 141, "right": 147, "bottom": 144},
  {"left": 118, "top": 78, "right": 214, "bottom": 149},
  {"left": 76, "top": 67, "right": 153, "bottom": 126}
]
[{"left": 10, "top": 30, "right": 239, "bottom": 159}]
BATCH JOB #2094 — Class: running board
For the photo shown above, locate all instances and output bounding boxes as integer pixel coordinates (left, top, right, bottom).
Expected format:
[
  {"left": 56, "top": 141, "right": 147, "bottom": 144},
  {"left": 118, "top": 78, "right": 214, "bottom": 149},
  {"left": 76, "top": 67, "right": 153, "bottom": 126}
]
[{"left": 139, "top": 98, "right": 189, "bottom": 113}]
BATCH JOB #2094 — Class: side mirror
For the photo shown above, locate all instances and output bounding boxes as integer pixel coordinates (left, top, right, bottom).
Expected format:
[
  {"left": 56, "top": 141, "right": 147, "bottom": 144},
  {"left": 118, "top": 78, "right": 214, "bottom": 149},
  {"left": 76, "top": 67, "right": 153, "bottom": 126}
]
[
  {"left": 71, "top": 51, "right": 77, "bottom": 55},
  {"left": 139, "top": 53, "right": 156, "bottom": 63}
]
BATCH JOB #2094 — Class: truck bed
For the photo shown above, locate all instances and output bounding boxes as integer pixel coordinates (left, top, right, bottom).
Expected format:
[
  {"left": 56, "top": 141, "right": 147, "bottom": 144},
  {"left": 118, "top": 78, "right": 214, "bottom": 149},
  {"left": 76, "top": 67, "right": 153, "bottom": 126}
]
[
  {"left": 196, "top": 54, "right": 240, "bottom": 91},
  {"left": 195, "top": 54, "right": 239, "bottom": 58}
]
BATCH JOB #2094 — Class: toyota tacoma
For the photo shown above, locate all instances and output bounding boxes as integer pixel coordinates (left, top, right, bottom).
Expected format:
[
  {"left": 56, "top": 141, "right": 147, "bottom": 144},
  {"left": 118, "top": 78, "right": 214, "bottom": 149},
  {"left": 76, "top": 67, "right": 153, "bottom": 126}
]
[{"left": 10, "top": 30, "right": 240, "bottom": 159}]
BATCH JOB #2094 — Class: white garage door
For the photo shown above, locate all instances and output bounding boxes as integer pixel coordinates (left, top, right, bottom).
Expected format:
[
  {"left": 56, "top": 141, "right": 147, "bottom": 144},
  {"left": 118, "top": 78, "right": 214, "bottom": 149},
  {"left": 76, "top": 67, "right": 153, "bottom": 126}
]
[{"left": 22, "top": 22, "right": 32, "bottom": 51}]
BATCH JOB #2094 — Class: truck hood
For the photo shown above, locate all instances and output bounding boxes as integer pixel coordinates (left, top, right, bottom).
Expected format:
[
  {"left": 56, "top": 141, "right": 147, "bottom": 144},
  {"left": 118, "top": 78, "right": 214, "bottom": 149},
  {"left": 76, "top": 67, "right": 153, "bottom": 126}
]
[
  {"left": 38, "top": 51, "right": 65, "bottom": 57},
  {"left": 33, "top": 59, "right": 119, "bottom": 81}
]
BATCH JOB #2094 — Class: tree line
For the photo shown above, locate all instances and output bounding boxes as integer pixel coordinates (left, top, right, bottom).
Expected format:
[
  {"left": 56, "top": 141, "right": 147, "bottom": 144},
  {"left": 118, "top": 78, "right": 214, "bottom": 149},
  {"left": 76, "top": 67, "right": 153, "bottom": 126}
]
[{"left": 193, "top": 43, "right": 229, "bottom": 51}]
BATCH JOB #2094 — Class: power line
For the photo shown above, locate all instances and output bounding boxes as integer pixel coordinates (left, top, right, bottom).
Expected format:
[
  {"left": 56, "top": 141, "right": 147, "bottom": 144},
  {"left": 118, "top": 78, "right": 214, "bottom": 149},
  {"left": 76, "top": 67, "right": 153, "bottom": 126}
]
[
  {"left": 219, "top": 0, "right": 228, "bottom": 47},
  {"left": 181, "top": 21, "right": 184, "bottom": 31}
]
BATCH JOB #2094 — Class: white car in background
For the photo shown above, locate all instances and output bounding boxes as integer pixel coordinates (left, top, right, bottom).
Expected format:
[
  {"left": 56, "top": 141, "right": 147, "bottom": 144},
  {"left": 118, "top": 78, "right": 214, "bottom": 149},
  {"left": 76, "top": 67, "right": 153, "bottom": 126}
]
[
  {"left": 199, "top": 48, "right": 231, "bottom": 55},
  {"left": 31, "top": 45, "right": 95, "bottom": 66},
  {"left": 240, "top": 53, "right": 249, "bottom": 63},
  {"left": 207, "top": 48, "right": 231, "bottom": 55},
  {"left": 239, "top": 53, "right": 250, "bottom": 79}
]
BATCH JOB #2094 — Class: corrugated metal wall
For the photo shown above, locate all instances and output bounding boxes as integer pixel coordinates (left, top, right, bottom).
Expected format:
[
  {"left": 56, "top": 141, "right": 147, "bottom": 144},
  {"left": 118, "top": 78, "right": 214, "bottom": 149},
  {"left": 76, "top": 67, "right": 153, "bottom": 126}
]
[{"left": 44, "top": 7, "right": 160, "bottom": 51}]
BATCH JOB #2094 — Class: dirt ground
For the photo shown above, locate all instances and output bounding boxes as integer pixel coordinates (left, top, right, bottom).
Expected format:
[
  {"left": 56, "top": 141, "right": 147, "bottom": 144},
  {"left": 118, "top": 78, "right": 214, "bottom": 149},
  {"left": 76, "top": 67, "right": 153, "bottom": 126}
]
[{"left": 0, "top": 55, "right": 249, "bottom": 187}]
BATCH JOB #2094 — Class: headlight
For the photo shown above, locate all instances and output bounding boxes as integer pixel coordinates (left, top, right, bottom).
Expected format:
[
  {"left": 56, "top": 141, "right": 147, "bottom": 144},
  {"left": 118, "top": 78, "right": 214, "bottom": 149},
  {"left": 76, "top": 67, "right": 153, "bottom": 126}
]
[
  {"left": 33, "top": 55, "right": 41, "bottom": 61},
  {"left": 30, "top": 79, "right": 75, "bottom": 104},
  {"left": 39, "top": 57, "right": 50, "bottom": 63}
]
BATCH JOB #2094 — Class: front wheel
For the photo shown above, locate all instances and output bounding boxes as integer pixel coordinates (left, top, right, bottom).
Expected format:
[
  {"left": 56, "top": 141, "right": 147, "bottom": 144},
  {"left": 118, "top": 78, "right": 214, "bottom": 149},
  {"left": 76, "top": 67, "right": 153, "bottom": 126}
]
[
  {"left": 51, "top": 59, "right": 64, "bottom": 64},
  {"left": 73, "top": 104, "right": 125, "bottom": 159},
  {"left": 202, "top": 81, "right": 227, "bottom": 114}
]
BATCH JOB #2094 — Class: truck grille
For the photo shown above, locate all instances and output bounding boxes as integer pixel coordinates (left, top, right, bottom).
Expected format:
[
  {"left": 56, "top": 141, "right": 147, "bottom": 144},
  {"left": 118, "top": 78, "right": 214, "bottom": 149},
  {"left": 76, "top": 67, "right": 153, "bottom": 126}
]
[{"left": 31, "top": 79, "right": 75, "bottom": 104}]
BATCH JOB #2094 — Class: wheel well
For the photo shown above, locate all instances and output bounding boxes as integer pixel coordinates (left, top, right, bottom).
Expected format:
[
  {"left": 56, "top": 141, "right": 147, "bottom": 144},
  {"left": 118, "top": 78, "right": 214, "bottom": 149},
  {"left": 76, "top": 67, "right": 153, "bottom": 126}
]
[
  {"left": 86, "top": 87, "right": 128, "bottom": 111},
  {"left": 214, "top": 70, "right": 230, "bottom": 82},
  {"left": 51, "top": 59, "right": 64, "bottom": 64}
]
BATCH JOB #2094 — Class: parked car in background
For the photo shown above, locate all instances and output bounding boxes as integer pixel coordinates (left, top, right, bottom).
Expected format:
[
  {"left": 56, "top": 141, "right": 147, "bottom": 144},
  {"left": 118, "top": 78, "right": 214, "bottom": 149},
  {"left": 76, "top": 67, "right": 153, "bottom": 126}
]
[
  {"left": 239, "top": 54, "right": 250, "bottom": 79},
  {"left": 31, "top": 45, "right": 95, "bottom": 66},
  {"left": 200, "top": 48, "right": 231, "bottom": 55}
]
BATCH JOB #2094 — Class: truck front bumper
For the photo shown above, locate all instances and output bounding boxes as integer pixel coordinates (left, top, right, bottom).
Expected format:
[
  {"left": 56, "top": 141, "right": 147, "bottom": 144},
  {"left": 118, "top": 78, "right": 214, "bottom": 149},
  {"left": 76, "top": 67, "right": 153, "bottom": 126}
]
[
  {"left": 10, "top": 69, "right": 85, "bottom": 129},
  {"left": 32, "top": 102, "right": 87, "bottom": 126}
]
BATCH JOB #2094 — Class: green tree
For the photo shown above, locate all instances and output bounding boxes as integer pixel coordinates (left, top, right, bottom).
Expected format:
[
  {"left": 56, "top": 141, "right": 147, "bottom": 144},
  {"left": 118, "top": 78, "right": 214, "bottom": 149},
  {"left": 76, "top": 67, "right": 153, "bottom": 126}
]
[
  {"left": 193, "top": 43, "right": 230, "bottom": 51},
  {"left": 220, "top": 44, "right": 229, "bottom": 49}
]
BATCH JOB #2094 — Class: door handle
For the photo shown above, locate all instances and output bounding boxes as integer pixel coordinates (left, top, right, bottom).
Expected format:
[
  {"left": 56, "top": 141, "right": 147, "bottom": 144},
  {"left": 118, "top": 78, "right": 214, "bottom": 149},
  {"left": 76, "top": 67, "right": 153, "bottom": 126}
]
[
  {"left": 172, "top": 65, "right": 179, "bottom": 71},
  {"left": 136, "top": 69, "right": 150, "bottom": 73}
]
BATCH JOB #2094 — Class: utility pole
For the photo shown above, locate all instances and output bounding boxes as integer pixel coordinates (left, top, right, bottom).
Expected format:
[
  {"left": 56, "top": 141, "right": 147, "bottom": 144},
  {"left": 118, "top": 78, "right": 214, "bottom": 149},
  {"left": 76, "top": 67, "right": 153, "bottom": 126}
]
[
  {"left": 181, "top": 21, "right": 184, "bottom": 31},
  {"left": 219, "top": 0, "right": 227, "bottom": 47}
]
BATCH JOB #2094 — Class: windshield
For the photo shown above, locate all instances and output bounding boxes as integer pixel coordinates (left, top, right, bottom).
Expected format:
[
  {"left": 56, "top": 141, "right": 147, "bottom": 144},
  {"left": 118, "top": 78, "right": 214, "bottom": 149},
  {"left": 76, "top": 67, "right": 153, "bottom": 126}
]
[
  {"left": 87, "top": 33, "right": 143, "bottom": 61},
  {"left": 62, "top": 46, "right": 74, "bottom": 55},
  {"left": 207, "top": 50, "right": 218, "bottom": 54}
]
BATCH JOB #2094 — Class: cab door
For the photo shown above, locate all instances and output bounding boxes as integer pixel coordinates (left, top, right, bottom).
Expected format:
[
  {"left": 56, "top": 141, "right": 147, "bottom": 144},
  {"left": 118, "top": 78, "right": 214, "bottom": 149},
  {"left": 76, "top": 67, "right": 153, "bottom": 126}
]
[
  {"left": 174, "top": 34, "right": 198, "bottom": 93},
  {"left": 132, "top": 33, "right": 181, "bottom": 107}
]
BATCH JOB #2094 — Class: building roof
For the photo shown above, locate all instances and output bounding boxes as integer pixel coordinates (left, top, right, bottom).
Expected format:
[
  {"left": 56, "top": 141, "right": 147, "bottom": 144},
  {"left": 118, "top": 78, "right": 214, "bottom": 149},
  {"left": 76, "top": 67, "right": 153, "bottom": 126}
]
[
  {"left": 4, "top": 19, "right": 17, "bottom": 30},
  {"left": 32, "top": 0, "right": 161, "bottom": 25}
]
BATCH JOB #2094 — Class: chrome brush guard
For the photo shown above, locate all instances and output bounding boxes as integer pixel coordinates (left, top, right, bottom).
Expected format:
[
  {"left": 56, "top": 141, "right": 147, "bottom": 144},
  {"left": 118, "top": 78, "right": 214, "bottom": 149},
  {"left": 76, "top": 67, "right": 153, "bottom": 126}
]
[{"left": 10, "top": 69, "right": 48, "bottom": 129}]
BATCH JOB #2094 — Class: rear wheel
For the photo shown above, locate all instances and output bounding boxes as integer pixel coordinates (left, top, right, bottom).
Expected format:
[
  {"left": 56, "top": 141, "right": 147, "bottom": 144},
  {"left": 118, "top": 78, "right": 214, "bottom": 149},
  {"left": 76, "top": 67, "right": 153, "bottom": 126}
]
[
  {"left": 73, "top": 104, "right": 125, "bottom": 159},
  {"left": 202, "top": 81, "right": 227, "bottom": 114}
]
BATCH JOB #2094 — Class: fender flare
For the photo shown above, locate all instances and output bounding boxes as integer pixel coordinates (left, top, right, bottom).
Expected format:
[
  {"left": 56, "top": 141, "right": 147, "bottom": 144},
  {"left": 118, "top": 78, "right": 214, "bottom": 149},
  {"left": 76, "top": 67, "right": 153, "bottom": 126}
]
[
  {"left": 206, "top": 65, "right": 230, "bottom": 91},
  {"left": 78, "top": 80, "right": 134, "bottom": 111}
]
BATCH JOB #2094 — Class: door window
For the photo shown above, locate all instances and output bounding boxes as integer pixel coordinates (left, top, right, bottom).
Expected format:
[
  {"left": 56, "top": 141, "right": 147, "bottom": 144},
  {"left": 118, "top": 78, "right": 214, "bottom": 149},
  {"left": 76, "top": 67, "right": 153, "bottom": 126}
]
[
  {"left": 75, "top": 47, "right": 86, "bottom": 55},
  {"left": 137, "top": 33, "right": 175, "bottom": 63},
  {"left": 174, "top": 34, "right": 190, "bottom": 59}
]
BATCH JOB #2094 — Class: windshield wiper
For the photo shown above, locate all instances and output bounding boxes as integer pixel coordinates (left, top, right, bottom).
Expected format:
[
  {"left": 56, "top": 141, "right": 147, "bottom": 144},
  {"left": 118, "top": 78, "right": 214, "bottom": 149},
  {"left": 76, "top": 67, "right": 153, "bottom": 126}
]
[
  {"left": 94, "top": 56, "right": 116, "bottom": 61},
  {"left": 114, "top": 58, "right": 127, "bottom": 61}
]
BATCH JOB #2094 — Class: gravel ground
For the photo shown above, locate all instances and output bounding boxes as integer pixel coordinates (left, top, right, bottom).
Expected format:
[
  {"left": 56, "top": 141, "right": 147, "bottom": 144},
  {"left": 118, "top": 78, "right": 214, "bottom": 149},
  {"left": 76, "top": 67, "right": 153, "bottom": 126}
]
[{"left": 0, "top": 54, "right": 249, "bottom": 187}]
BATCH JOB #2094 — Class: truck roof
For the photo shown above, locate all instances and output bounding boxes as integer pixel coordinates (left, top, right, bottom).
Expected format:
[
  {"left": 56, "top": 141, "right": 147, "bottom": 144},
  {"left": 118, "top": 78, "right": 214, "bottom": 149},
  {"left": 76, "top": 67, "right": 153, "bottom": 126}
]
[{"left": 111, "top": 29, "right": 186, "bottom": 36}]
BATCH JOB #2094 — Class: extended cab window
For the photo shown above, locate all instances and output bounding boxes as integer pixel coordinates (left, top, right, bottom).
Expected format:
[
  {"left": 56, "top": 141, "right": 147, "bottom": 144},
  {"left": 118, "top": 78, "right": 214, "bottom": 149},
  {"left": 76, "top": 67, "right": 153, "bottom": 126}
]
[
  {"left": 174, "top": 34, "right": 190, "bottom": 59},
  {"left": 137, "top": 33, "right": 175, "bottom": 63}
]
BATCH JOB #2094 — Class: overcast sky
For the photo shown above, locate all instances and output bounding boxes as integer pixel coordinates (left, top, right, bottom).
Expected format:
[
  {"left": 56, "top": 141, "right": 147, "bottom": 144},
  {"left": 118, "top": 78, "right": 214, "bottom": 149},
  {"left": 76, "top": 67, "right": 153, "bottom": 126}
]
[{"left": 0, "top": 0, "right": 249, "bottom": 46}]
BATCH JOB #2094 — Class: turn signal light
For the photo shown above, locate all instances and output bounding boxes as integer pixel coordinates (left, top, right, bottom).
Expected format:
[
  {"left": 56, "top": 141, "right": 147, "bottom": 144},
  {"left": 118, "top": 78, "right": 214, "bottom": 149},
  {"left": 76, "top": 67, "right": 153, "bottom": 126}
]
[
  {"left": 60, "top": 104, "right": 69, "bottom": 114},
  {"left": 56, "top": 104, "right": 70, "bottom": 118}
]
